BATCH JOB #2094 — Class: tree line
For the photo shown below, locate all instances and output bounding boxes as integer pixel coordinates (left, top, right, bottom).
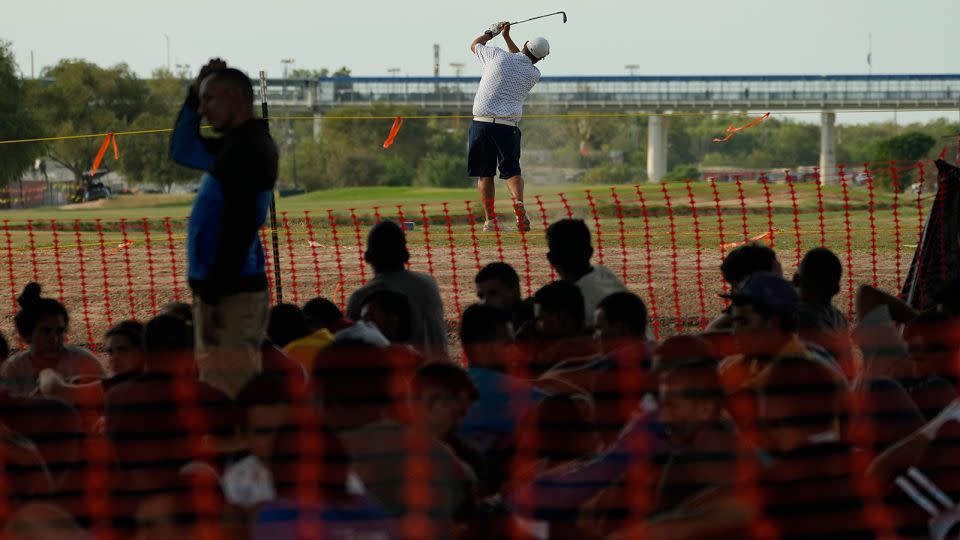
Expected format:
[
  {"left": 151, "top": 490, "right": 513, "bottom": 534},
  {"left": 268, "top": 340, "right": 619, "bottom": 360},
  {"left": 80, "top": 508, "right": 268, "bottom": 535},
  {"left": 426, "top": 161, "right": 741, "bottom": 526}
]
[{"left": 0, "top": 41, "right": 953, "bottom": 194}]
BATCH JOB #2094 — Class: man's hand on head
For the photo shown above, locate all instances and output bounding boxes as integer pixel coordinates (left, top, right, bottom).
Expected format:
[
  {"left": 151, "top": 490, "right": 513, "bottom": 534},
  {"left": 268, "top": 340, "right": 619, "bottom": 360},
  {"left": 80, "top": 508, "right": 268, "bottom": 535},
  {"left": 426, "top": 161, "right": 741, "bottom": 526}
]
[{"left": 193, "top": 58, "right": 228, "bottom": 95}]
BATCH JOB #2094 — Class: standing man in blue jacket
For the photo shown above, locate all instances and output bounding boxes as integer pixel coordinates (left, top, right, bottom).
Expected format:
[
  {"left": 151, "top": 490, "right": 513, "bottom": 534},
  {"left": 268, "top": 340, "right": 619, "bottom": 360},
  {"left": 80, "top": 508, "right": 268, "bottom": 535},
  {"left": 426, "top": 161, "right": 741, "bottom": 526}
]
[{"left": 170, "top": 58, "right": 278, "bottom": 396}]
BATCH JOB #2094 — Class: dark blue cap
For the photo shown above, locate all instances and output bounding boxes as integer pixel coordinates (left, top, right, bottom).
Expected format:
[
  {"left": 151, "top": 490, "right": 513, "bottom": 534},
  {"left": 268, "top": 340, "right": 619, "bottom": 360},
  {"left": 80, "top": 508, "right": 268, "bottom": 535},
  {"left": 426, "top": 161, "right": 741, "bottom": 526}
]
[{"left": 721, "top": 272, "right": 798, "bottom": 317}]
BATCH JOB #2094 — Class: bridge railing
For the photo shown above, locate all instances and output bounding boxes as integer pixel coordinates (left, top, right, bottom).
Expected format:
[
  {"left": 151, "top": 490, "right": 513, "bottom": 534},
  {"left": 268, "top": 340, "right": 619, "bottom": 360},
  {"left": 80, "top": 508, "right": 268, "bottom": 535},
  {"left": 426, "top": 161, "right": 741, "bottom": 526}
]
[{"left": 260, "top": 75, "right": 960, "bottom": 110}]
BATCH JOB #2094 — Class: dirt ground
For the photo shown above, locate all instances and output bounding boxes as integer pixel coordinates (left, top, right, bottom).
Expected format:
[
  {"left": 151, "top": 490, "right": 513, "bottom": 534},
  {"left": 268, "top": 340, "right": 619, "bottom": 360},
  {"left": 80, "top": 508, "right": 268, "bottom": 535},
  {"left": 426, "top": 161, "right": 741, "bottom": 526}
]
[{"left": 0, "top": 224, "right": 916, "bottom": 354}]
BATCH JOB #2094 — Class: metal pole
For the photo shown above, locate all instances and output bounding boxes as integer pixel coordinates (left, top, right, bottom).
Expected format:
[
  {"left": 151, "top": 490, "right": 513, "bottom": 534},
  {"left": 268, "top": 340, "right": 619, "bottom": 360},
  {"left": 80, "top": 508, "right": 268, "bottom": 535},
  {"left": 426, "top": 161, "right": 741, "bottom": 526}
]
[
  {"left": 259, "top": 71, "right": 284, "bottom": 303},
  {"left": 164, "top": 34, "right": 170, "bottom": 71}
]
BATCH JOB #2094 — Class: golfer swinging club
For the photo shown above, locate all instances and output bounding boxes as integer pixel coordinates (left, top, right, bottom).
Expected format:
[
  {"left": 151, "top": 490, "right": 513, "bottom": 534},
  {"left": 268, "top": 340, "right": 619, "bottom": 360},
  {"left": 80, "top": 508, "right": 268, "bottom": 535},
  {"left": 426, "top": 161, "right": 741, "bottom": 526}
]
[{"left": 469, "top": 21, "right": 550, "bottom": 232}]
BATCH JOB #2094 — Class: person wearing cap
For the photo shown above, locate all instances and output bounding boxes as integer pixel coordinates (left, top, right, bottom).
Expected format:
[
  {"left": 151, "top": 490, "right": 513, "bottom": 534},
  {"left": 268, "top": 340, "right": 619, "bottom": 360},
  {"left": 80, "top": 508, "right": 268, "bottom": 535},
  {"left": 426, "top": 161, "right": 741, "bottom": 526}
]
[
  {"left": 469, "top": 21, "right": 549, "bottom": 233},
  {"left": 718, "top": 272, "right": 843, "bottom": 396}
]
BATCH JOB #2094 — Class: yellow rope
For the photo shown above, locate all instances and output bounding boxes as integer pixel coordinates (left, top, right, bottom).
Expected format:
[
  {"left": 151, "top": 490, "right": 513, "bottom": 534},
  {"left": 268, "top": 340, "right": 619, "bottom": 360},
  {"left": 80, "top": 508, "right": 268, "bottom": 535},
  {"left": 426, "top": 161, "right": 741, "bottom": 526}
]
[
  {"left": 0, "top": 106, "right": 945, "bottom": 146},
  {"left": 0, "top": 110, "right": 805, "bottom": 146}
]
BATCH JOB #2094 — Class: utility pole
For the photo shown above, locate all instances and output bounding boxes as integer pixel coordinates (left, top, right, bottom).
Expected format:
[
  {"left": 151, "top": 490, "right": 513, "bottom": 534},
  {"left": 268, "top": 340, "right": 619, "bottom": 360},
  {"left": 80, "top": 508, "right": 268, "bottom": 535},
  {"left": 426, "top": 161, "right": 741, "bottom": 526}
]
[
  {"left": 281, "top": 58, "right": 295, "bottom": 98},
  {"left": 388, "top": 67, "right": 400, "bottom": 101},
  {"left": 625, "top": 64, "right": 639, "bottom": 97},
  {"left": 450, "top": 62, "right": 466, "bottom": 121},
  {"left": 625, "top": 65, "right": 641, "bottom": 167},
  {"left": 163, "top": 34, "right": 170, "bottom": 71},
  {"left": 433, "top": 43, "right": 440, "bottom": 92}
]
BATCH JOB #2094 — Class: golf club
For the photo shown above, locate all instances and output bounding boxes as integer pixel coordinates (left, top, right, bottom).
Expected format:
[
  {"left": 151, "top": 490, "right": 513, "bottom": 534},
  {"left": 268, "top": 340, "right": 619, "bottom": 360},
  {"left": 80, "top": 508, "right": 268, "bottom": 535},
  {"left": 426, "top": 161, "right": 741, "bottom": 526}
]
[{"left": 510, "top": 11, "right": 567, "bottom": 26}]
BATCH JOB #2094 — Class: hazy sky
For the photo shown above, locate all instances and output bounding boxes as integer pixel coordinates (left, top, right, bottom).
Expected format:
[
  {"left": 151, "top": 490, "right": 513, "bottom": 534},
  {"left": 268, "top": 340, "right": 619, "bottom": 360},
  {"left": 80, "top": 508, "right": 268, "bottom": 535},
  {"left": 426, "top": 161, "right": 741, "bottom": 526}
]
[{"left": 4, "top": 0, "right": 959, "bottom": 124}]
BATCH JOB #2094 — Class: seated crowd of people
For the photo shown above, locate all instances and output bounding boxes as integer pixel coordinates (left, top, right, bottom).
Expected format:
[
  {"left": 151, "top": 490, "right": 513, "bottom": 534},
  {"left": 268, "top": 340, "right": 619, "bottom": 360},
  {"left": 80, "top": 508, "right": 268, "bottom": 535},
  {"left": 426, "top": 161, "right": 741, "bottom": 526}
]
[{"left": 0, "top": 217, "right": 959, "bottom": 539}]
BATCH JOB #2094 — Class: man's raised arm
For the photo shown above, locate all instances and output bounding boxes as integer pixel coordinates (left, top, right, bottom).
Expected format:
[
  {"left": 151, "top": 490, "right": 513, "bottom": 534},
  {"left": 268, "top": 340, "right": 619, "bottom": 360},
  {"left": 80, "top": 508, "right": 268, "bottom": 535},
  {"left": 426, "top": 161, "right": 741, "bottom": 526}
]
[
  {"left": 501, "top": 23, "right": 520, "bottom": 53},
  {"left": 471, "top": 21, "right": 507, "bottom": 53}
]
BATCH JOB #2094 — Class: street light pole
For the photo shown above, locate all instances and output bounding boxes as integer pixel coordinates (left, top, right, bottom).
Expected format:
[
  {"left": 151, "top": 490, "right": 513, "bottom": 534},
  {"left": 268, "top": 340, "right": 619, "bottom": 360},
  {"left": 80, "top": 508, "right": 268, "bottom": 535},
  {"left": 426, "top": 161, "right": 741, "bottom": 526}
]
[
  {"left": 164, "top": 34, "right": 170, "bottom": 71},
  {"left": 449, "top": 62, "right": 465, "bottom": 115},
  {"left": 625, "top": 65, "right": 641, "bottom": 166},
  {"left": 281, "top": 58, "right": 295, "bottom": 98},
  {"left": 387, "top": 67, "right": 400, "bottom": 101}
]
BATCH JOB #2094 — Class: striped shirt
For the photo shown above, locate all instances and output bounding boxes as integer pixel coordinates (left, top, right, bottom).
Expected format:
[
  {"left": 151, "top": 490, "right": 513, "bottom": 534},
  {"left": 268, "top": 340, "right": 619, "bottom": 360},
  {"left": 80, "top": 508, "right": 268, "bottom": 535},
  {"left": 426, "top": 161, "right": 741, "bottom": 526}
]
[{"left": 472, "top": 44, "right": 541, "bottom": 122}]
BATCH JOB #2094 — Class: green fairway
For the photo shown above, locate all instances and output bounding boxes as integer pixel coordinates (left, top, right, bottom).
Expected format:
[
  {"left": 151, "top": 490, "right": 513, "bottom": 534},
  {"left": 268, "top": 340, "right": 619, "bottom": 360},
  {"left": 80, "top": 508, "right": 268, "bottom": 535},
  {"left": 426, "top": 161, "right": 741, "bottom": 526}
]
[{"left": 0, "top": 180, "right": 911, "bottom": 224}]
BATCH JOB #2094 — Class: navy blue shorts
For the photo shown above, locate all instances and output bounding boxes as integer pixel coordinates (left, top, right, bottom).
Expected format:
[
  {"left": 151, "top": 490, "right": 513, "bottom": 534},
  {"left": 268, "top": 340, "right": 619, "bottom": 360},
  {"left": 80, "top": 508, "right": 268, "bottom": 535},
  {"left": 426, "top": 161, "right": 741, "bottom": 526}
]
[{"left": 467, "top": 121, "right": 522, "bottom": 179}]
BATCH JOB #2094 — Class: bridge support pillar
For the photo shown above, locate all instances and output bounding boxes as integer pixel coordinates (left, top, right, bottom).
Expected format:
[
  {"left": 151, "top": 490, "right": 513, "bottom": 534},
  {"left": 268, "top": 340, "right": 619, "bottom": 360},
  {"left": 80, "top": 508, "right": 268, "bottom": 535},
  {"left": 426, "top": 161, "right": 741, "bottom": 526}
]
[
  {"left": 313, "top": 113, "right": 323, "bottom": 141},
  {"left": 647, "top": 115, "right": 668, "bottom": 183},
  {"left": 819, "top": 111, "right": 837, "bottom": 185}
]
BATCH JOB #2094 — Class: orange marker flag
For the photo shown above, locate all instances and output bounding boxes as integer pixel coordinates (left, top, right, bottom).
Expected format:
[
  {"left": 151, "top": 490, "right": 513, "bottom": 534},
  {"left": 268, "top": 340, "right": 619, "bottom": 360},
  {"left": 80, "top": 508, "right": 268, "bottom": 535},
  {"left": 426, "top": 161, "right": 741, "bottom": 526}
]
[
  {"left": 106, "top": 240, "right": 134, "bottom": 255},
  {"left": 713, "top": 113, "right": 771, "bottom": 143},
  {"left": 722, "top": 229, "right": 778, "bottom": 249},
  {"left": 91, "top": 132, "right": 119, "bottom": 172},
  {"left": 382, "top": 117, "right": 404, "bottom": 149}
]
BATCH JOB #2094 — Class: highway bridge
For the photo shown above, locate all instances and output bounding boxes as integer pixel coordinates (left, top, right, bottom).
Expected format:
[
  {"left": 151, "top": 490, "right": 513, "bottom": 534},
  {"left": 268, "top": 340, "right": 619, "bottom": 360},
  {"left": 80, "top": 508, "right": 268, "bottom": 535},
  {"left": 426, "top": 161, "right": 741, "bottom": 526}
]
[{"left": 262, "top": 74, "right": 960, "bottom": 182}]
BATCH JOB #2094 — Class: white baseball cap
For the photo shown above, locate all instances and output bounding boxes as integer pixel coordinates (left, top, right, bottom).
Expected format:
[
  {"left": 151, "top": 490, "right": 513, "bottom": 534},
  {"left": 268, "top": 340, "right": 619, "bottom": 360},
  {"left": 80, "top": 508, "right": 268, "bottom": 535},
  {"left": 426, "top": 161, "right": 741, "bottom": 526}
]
[{"left": 526, "top": 37, "right": 550, "bottom": 60}]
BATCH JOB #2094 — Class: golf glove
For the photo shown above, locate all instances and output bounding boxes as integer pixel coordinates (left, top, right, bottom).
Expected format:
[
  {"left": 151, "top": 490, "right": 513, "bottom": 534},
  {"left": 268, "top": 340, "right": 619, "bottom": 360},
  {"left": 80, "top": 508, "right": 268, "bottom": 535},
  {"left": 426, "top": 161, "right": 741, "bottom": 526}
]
[{"left": 485, "top": 23, "right": 502, "bottom": 38}]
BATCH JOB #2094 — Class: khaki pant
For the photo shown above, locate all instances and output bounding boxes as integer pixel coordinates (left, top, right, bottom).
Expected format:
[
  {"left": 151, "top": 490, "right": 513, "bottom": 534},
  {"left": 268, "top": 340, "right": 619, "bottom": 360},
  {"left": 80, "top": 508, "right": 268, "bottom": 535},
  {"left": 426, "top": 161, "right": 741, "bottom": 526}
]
[{"left": 193, "top": 290, "right": 269, "bottom": 397}]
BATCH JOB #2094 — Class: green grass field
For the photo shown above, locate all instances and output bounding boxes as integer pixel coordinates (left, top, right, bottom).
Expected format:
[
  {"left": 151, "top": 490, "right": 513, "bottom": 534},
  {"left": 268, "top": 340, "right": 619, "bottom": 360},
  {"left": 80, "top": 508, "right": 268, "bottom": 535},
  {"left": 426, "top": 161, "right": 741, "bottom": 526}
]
[{"left": 0, "top": 180, "right": 911, "bottom": 223}]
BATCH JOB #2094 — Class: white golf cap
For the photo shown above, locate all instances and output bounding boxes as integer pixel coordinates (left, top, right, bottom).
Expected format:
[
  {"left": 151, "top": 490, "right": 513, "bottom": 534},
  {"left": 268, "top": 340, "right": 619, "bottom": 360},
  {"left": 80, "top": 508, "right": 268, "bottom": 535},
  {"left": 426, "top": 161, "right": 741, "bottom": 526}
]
[{"left": 526, "top": 37, "right": 550, "bottom": 60}]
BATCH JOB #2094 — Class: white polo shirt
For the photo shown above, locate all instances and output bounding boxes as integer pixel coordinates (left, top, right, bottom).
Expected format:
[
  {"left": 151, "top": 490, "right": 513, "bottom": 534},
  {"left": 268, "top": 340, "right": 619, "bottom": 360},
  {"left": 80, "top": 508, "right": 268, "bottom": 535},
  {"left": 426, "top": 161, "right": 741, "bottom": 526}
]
[{"left": 473, "top": 44, "right": 541, "bottom": 123}]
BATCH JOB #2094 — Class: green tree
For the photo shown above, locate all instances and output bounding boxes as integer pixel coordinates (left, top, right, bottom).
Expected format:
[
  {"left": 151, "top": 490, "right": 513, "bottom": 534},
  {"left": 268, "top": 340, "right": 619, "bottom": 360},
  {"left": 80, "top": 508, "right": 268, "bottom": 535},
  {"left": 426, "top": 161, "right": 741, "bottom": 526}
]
[
  {"left": 117, "top": 69, "right": 195, "bottom": 192},
  {"left": 873, "top": 131, "right": 936, "bottom": 191},
  {"left": 290, "top": 68, "right": 330, "bottom": 79},
  {"left": 581, "top": 163, "right": 642, "bottom": 185},
  {"left": 662, "top": 164, "right": 701, "bottom": 182},
  {"left": 281, "top": 104, "right": 432, "bottom": 189},
  {"left": 144, "top": 68, "right": 188, "bottom": 115},
  {"left": 415, "top": 153, "right": 466, "bottom": 187},
  {"left": 119, "top": 113, "right": 195, "bottom": 192},
  {"left": 31, "top": 60, "right": 149, "bottom": 184},
  {"left": 0, "top": 41, "right": 39, "bottom": 187}
]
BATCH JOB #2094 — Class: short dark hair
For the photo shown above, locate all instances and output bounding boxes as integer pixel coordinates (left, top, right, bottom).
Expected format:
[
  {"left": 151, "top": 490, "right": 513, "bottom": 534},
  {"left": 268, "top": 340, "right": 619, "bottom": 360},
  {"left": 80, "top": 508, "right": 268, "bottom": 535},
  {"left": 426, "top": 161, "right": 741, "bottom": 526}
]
[
  {"left": 534, "top": 281, "right": 585, "bottom": 326},
  {"left": 268, "top": 303, "right": 310, "bottom": 348},
  {"left": 653, "top": 336, "right": 723, "bottom": 401},
  {"left": 313, "top": 341, "right": 394, "bottom": 407},
  {"left": 365, "top": 221, "right": 410, "bottom": 272},
  {"left": 360, "top": 289, "right": 413, "bottom": 342},
  {"left": 731, "top": 296, "right": 798, "bottom": 334},
  {"left": 798, "top": 247, "right": 842, "bottom": 297},
  {"left": 546, "top": 219, "right": 594, "bottom": 272},
  {"left": 652, "top": 335, "right": 718, "bottom": 373},
  {"left": 143, "top": 314, "right": 193, "bottom": 353},
  {"left": 459, "top": 303, "right": 511, "bottom": 345},
  {"left": 410, "top": 362, "right": 479, "bottom": 401},
  {"left": 105, "top": 320, "right": 144, "bottom": 350},
  {"left": 236, "top": 372, "right": 305, "bottom": 429},
  {"left": 597, "top": 292, "right": 647, "bottom": 337},
  {"left": 658, "top": 360, "right": 725, "bottom": 403},
  {"left": 475, "top": 262, "right": 521, "bottom": 289},
  {"left": 720, "top": 243, "right": 779, "bottom": 286},
  {"left": 210, "top": 67, "right": 254, "bottom": 103},
  {"left": 302, "top": 297, "right": 343, "bottom": 331},
  {"left": 14, "top": 283, "right": 69, "bottom": 340},
  {"left": 160, "top": 302, "right": 193, "bottom": 325}
]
